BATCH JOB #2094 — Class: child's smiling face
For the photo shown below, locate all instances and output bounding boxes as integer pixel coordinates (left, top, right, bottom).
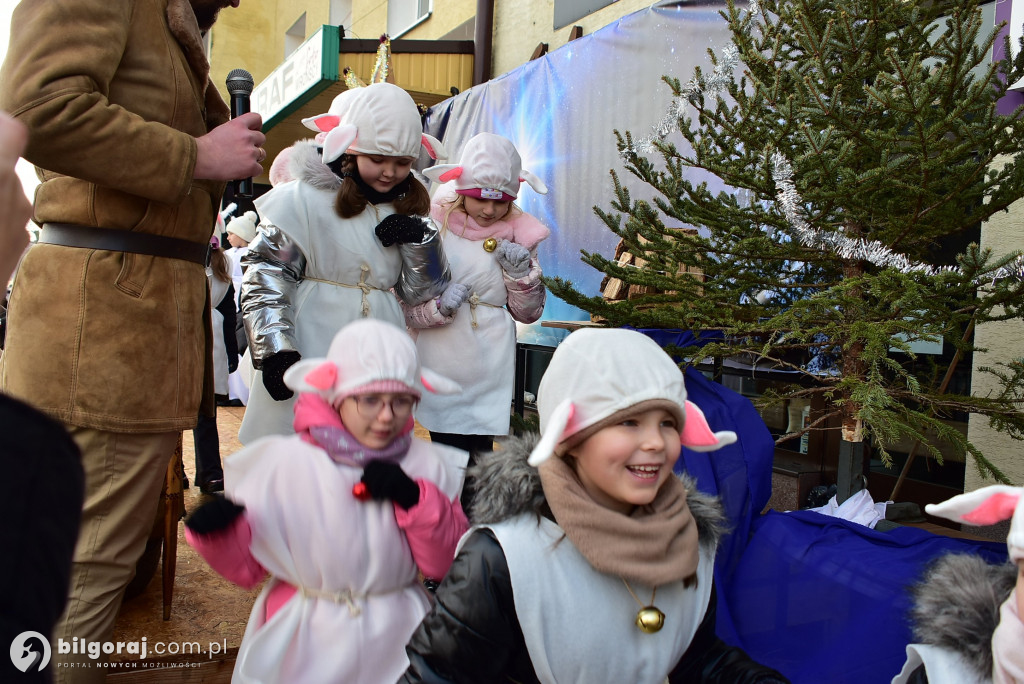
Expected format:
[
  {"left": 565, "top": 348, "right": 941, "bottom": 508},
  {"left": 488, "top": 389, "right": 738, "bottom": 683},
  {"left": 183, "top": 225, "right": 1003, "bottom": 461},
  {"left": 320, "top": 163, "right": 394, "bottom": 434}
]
[{"left": 567, "top": 407, "right": 682, "bottom": 515}]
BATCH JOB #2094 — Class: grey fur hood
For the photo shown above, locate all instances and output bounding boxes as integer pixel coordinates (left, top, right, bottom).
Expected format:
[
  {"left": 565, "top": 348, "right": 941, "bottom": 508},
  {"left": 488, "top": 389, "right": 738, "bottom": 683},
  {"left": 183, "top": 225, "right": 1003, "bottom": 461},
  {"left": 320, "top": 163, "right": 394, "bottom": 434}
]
[
  {"left": 282, "top": 139, "right": 342, "bottom": 192},
  {"left": 467, "top": 433, "right": 728, "bottom": 555},
  {"left": 909, "top": 552, "right": 1017, "bottom": 678}
]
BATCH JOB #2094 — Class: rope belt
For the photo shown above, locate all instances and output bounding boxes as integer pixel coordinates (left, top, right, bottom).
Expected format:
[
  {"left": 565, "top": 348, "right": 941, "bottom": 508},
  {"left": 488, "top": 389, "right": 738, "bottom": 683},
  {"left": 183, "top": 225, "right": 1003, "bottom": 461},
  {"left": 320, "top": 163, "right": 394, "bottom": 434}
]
[
  {"left": 468, "top": 292, "right": 502, "bottom": 328},
  {"left": 304, "top": 265, "right": 384, "bottom": 317},
  {"left": 37, "top": 223, "right": 210, "bottom": 265},
  {"left": 296, "top": 585, "right": 367, "bottom": 617}
]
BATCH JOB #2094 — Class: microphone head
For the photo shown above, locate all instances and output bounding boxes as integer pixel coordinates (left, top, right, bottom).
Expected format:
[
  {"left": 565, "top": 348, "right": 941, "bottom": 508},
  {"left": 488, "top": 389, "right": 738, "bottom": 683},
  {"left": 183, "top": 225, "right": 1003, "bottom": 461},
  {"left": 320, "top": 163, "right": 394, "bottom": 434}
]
[{"left": 225, "top": 68, "right": 254, "bottom": 95}]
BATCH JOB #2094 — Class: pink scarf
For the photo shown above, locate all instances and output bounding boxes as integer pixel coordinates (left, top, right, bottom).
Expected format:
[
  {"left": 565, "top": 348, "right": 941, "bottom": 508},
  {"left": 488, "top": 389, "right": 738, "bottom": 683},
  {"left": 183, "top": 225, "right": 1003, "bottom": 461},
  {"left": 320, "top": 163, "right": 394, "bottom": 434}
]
[
  {"left": 292, "top": 393, "right": 412, "bottom": 467},
  {"left": 429, "top": 189, "right": 550, "bottom": 249}
]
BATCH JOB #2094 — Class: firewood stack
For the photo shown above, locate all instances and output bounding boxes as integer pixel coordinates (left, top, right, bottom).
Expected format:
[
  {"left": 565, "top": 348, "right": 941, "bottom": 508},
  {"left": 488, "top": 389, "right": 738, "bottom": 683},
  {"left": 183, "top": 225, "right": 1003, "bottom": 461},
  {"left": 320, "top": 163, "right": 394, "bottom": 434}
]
[{"left": 594, "top": 230, "right": 703, "bottom": 323}]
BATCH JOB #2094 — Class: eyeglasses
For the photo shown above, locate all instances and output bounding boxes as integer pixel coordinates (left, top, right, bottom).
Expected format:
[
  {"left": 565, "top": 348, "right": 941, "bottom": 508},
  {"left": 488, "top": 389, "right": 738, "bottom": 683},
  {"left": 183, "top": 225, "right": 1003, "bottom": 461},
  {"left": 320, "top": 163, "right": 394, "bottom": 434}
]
[{"left": 348, "top": 394, "right": 417, "bottom": 419}]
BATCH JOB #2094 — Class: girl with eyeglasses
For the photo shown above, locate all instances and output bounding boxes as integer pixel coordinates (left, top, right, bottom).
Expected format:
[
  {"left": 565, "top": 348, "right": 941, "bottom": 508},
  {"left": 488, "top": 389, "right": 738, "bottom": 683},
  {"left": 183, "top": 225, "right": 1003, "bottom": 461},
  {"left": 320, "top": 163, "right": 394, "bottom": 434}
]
[{"left": 184, "top": 319, "right": 469, "bottom": 684}]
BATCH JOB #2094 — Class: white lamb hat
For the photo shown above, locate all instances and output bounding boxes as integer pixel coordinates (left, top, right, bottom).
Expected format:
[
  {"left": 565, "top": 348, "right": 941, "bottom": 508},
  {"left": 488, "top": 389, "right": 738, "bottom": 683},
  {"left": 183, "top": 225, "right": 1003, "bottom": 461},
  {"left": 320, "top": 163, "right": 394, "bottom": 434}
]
[
  {"left": 283, "top": 318, "right": 460, "bottom": 405},
  {"left": 527, "top": 327, "right": 737, "bottom": 467},
  {"left": 301, "top": 83, "right": 445, "bottom": 164},
  {"left": 423, "top": 132, "right": 547, "bottom": 201}
]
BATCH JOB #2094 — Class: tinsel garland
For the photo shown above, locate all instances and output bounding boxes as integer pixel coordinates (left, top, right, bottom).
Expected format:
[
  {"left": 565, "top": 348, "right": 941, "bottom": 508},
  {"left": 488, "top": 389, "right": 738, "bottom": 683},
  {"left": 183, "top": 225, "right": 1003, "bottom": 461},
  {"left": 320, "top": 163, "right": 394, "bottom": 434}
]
[
  {"left": 770, "top": 152, "right": 1024, "bottom": 284},
  {"left": 622, "top": 0, "right": 760, "bottom": 157}
]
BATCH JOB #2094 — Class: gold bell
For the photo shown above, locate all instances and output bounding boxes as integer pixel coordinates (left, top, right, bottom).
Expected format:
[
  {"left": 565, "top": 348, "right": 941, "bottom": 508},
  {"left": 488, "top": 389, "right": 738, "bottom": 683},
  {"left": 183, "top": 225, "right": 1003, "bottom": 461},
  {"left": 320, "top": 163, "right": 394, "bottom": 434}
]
[
  {"left": 635, "top": 606, "right": 666, "bottom": 634},
  {"left": 482, "top": 237, "right": 498, "bottom": 252}
]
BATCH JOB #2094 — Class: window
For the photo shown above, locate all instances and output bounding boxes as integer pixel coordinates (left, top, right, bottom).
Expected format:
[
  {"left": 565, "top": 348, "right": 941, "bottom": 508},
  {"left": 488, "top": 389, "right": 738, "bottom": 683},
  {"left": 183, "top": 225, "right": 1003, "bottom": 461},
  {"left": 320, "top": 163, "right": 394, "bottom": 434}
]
[
  {"left": 284, "top": 13, "right": 307, "bottom": 59},
  {"left": 387, "top": 0, "right": 431, "bottom": 38}
]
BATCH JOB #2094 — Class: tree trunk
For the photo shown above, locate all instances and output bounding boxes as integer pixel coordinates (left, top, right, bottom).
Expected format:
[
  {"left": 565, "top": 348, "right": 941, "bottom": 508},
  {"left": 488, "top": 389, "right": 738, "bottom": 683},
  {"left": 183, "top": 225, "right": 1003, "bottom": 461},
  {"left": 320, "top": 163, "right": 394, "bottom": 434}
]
[{"left": 836, "top": 419, "right": 866, "bottom": 503}]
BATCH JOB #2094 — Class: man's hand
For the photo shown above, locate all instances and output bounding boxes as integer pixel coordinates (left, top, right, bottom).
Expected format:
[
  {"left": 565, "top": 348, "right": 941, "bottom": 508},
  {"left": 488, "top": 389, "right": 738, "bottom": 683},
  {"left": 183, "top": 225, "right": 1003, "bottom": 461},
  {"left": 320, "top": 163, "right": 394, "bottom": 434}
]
[
  {"left": 194, "top": 112, "right": 266, "bottom": 182},
  {"left": 0, "top": 112, "right": 32, "bottom": 285}
]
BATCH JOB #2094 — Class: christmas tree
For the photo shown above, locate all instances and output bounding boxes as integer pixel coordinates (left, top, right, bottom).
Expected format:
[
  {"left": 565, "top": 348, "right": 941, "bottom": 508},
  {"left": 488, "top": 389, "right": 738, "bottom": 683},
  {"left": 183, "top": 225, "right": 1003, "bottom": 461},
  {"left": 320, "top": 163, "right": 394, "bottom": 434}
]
[{"left": 546, "top": 0, "right": 1024, "bottom": 497}]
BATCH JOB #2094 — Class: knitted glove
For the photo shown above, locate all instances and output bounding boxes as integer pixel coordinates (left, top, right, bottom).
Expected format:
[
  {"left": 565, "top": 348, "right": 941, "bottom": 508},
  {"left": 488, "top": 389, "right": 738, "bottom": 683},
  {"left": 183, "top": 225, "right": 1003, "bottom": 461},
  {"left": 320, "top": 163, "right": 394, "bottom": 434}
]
[
  {"left": 360, "top": 460, "right": 420, "bottom": 510},
  {"left": 495, "top": 239, "right": 531, "bottom": 279},
  {"left": 374, "top": 214, "right": 430, "bottom": 247},
  {"left": 261, "top": 350, "right": 301, "bottom": 401},
  {"left": 184, "top": 496, "right": 245, "bottom": 535},
  {"left": 437, "top": 282, "right": 470, "bottom": 316}
]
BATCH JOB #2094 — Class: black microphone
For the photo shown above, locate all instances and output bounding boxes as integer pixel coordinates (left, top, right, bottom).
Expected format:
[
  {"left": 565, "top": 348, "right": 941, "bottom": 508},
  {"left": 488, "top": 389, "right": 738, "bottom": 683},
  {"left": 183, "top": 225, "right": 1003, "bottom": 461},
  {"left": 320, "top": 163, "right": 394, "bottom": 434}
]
[{"left": 226, "top": 68, "right": 255, "bottom": 198}]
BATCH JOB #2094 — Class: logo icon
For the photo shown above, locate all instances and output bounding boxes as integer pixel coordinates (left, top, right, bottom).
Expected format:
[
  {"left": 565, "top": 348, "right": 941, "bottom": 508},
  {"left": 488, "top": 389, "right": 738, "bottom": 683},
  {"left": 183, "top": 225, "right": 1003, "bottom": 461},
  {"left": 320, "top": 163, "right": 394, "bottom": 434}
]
[{"left": 10, "top": 631, "right": 51, "bottom": 673}]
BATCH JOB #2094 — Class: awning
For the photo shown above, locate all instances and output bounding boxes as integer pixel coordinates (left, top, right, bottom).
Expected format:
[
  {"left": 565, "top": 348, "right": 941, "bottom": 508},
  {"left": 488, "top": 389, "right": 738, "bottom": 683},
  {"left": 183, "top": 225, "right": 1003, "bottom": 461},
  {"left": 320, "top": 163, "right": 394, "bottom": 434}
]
[{"left": 252, "top": 25, "right": 475, "bottom": 185}]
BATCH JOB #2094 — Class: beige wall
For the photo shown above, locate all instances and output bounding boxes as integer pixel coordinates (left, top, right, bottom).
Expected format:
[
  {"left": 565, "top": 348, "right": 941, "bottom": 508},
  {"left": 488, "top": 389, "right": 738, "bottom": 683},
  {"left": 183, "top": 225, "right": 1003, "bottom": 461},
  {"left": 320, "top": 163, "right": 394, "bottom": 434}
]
[
  {"left": 210, "top": 1, "right": 331, "bottom": 101},
  {"left": 403, "top": 0, "right": 476, "bottom": 41},
  {"left": 491, "top": 0, "right": 649, "bottom": 76},
  {"left": 348, "top": 0, "right": 388, "bottom": 41},
  {"left": 967, "top": 175, "right": 1024, "bottom": 491}
]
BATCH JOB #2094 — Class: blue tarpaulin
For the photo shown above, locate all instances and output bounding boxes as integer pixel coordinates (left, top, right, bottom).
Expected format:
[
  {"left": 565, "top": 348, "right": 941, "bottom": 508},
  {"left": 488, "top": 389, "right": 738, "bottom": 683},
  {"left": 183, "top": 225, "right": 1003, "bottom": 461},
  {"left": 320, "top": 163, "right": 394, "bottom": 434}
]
[{"left": 724, "top": 511, "right": 1007, "bottom": 684}]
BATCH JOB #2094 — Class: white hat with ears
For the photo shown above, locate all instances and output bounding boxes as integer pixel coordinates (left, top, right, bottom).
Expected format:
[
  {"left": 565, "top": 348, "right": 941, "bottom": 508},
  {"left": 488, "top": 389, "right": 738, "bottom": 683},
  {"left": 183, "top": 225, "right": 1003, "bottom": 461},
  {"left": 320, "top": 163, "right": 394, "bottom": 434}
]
[
  {"left": 300, "top": 83, "right": 446, "bottom": 165},
  {"left": 925, "top": 485, "right": 1024, "bottom": 563},
  {"left": 527, "top": 327, "right": 737, "bottom": 467},
  {"left": 423, "top": 132, "right": 547, "bottom": 202},
  {"left": 283, "top": 318, "right": 460, "bottom": 405}
]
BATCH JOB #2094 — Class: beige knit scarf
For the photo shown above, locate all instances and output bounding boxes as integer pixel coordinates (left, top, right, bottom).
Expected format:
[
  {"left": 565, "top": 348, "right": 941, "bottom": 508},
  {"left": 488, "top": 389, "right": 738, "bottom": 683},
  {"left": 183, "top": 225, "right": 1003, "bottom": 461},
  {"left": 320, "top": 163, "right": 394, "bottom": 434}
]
[{"left": 538, "top": 455, "right": 699, "bottom": 587}]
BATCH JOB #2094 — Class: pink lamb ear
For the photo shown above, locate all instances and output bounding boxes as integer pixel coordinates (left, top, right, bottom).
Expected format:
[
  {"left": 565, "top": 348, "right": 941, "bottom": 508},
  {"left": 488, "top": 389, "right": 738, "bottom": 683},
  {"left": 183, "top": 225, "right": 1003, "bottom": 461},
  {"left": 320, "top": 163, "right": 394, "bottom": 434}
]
[
  {"left": 439, "top": 167, "right": 463, "bottom": 183},
  {"left": 421, "top": 134, "right": 448, "bottom": 161},
  {"left": 961, "top": 491, "right": 1022, "bottom": 526},
  {"left": 421, "top": 135, "right": 438, "bottom": 160},
  {"left": 301, "top": 114, "right": 341, "bottom": 133},
  {"left": 680, "top": 400, "right": 737, "bottom": 452},
  {"left": 304, "top": 362, "right": 337, "bottom": 390}
]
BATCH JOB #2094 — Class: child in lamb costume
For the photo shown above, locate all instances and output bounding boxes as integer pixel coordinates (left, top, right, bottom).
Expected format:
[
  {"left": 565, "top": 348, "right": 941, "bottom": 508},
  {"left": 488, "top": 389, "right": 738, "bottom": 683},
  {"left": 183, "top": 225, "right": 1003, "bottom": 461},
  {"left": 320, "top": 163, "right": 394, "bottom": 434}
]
[{"left": 186, "top": 318, "right": 469, "bottom": 684}]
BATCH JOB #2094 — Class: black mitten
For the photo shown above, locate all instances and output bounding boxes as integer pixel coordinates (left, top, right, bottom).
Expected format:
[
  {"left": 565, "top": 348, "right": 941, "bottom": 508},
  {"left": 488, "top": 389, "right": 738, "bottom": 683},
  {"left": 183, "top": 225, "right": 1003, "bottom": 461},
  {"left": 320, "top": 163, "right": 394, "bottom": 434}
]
[
  {"left": 374, "top": 214, "right": 429, "bottom": 247},
  {"left": 261, "top": 350, "right": 301, "bottom": 401},
  {"left": 184, "top": 496, "right": 246, "bottom": 535},
  {"left": 360, "top": 460, "right": 420, "bottom": 510}
]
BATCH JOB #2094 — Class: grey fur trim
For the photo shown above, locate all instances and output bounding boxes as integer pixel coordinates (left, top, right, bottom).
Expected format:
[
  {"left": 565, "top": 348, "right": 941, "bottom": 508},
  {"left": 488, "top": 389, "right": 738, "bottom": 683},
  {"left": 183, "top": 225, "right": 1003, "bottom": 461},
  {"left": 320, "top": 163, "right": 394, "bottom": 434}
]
[
  {"left": 910, "top": 552, "right": 1016, "bottom": 678},
  {"left": 469, "top": 432, "right": 727, "bottom": 554},
  {"left": 289, "top": 140, "right": 342, "bottom": 192}
]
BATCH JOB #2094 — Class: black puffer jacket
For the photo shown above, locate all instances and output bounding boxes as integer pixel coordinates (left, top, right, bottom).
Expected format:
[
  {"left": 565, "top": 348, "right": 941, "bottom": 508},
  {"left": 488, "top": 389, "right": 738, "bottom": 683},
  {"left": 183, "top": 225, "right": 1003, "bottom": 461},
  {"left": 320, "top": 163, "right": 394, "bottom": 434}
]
[{"left": 402, "top": 435, "right": 789, "bottom": 684}]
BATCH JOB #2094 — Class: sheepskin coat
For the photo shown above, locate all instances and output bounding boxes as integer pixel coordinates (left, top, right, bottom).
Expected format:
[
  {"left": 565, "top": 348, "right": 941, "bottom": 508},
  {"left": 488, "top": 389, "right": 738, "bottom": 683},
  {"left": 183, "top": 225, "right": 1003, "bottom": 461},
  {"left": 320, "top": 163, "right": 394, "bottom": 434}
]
[{"left": 0, "top": 0, "right": 229, "bottom": 430}]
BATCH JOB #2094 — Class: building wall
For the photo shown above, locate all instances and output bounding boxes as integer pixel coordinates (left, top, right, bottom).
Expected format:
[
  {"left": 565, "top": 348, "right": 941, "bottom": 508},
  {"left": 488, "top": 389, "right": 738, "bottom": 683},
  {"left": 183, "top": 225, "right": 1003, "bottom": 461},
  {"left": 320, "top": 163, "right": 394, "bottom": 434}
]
[
  {"left": 490, "top": 0, "right": 650, "bottom": 76},
  {"left": 403, "top": 0, "right": 476, "bottom": 41},
  {"left": 967, "top": 168, "right": 1024, "bottom": 492},
  {"left": 348, "top": 0, "right": 388, "bottom": 40},
  {"left": 210, "top": 1, "right": 330, "bottom": 100},
  {"left": 346, "top": 0, "right": 650, "bottom": 78}
]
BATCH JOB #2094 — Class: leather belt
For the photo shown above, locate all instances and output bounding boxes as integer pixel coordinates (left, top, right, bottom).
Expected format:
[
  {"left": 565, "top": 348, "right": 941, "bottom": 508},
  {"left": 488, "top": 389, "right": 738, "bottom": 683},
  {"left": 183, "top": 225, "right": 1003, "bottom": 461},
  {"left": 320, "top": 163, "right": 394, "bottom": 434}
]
[{"left": 37, "top": 223, "right": 210, "bottom": 265}]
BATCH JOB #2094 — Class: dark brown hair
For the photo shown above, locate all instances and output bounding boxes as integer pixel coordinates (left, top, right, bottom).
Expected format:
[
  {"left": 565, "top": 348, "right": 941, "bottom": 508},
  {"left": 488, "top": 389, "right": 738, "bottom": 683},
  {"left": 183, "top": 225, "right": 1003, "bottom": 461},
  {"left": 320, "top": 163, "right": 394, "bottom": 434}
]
[{"left": 334, "top": 155, "right": 431, "bottom": 218}]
